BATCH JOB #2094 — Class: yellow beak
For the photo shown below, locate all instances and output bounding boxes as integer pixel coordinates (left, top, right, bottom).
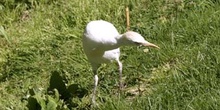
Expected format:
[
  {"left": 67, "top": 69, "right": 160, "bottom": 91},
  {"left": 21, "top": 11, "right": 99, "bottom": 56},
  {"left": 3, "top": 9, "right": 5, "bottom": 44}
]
[{"left": 142, "top": 42, "right": 160, "bottom": 49}]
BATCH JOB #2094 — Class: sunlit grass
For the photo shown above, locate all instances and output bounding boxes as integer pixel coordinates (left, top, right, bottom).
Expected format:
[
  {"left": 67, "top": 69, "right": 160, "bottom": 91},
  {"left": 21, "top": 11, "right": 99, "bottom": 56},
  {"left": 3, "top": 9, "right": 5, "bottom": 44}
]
[{"left": 0, "top": 0, "right": 220, "bottom": 109}]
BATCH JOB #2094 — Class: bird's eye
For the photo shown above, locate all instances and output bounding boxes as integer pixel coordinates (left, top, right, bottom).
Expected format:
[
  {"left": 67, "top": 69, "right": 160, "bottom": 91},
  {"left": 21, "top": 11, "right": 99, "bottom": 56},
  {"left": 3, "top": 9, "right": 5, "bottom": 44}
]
[{"left": 134, "top": 42, "right": 141, "bottom": 45}]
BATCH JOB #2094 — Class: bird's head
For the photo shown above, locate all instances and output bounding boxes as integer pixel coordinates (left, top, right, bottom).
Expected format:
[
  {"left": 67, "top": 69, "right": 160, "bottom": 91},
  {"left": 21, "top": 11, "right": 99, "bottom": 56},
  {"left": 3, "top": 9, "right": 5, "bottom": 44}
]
[{"left": 118, "top": 31, "right": 160, "bottom": 49}]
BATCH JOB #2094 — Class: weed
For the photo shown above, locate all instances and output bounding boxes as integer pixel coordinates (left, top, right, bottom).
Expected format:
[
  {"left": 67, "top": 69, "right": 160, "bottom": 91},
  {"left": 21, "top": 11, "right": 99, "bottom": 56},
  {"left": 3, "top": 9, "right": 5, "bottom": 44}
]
[{"left": 0, "top": 0, "right": 220, "bottom": 109}]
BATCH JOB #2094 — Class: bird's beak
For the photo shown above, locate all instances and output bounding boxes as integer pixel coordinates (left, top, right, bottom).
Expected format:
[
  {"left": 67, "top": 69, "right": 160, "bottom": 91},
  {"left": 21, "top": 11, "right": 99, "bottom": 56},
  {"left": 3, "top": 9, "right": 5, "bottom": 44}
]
[{"left": 142, "top": 42, "right": 160, "bottom": 49}]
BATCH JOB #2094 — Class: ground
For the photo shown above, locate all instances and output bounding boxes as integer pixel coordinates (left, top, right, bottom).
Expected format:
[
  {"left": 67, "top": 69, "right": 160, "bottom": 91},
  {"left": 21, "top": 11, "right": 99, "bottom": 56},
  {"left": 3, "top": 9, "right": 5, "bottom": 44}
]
[{"left": 0, "top": 0, "right": 220, "bottom": 109}]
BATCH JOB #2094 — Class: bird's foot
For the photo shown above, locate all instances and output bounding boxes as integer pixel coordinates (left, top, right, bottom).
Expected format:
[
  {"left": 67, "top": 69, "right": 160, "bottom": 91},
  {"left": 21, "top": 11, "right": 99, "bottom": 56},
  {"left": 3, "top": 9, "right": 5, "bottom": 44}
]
[
  {"left": 119, "top": 82, "right": 124, "bottom": 91},
  {"left": 91, "top": 100, "right": 99, "bottom": 108}
]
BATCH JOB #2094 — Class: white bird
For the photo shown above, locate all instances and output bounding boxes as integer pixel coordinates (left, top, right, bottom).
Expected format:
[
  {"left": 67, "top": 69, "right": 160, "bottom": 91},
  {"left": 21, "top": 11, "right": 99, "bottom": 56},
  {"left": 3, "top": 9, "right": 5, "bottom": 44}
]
[{"left": 82, "top": 20, "right": 159, "bottom": 104}]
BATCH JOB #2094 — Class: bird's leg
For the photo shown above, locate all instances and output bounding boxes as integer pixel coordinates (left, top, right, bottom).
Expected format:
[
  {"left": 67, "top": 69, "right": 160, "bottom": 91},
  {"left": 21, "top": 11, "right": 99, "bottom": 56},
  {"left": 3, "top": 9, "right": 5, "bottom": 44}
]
[
  {"left": 91, "top": 64, "right": 99, "bottom": 105},
  {"left": 117, "top": 60, "right": 123, "bottom": 90},
  {"left": 92, "top": 72, "right": 98, "bottom": 105}
]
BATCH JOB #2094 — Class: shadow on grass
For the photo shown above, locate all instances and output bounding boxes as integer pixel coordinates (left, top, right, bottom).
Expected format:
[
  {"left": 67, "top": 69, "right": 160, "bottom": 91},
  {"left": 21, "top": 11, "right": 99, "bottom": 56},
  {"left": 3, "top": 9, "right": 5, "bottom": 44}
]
[{"left": 27, "top": 71, "right": 90, "bottom": 110}]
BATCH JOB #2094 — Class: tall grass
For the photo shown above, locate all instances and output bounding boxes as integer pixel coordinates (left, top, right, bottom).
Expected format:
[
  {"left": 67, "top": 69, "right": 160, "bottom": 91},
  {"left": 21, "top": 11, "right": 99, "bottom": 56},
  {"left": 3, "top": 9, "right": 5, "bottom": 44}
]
[{"left": 0, "top": 0, "right": 220, "bottom": 109}]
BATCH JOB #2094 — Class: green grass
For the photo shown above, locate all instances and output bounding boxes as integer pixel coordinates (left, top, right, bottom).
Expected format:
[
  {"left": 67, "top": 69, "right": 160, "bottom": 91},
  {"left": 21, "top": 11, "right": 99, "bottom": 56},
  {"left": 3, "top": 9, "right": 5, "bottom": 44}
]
[{"left": 0, "top": 0, "right": 220, "bottom": 109}]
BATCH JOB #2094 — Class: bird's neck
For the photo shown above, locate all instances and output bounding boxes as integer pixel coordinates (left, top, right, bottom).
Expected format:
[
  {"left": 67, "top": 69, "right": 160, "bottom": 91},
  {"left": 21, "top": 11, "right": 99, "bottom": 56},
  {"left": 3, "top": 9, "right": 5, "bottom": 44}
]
[
  {"left": 115, "top": 34, "right": 130, "bottom": 47},
  {"left": 98, "top": 35, "right": 124, "bottom": 51}
]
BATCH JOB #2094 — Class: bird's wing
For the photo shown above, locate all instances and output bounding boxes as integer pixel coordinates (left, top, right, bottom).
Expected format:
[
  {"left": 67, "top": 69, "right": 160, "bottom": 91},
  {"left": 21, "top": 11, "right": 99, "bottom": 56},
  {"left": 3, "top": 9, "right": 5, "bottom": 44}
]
[{"left": 84, "top": 20, "right": 119, "bottom": 45}]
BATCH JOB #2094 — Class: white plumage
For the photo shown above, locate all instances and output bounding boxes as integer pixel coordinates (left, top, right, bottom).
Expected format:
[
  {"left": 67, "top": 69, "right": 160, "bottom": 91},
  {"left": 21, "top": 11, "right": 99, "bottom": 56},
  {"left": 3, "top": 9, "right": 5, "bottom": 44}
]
[{"left": 82, "top": 20, "right": 159, "bottom": 104}]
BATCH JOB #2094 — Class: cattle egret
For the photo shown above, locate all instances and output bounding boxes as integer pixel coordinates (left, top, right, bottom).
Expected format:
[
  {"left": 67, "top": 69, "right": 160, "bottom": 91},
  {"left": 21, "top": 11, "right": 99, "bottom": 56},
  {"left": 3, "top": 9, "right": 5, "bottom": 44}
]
[{"left": 82, "top": 20, "right": 159, "bottom": 104}]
